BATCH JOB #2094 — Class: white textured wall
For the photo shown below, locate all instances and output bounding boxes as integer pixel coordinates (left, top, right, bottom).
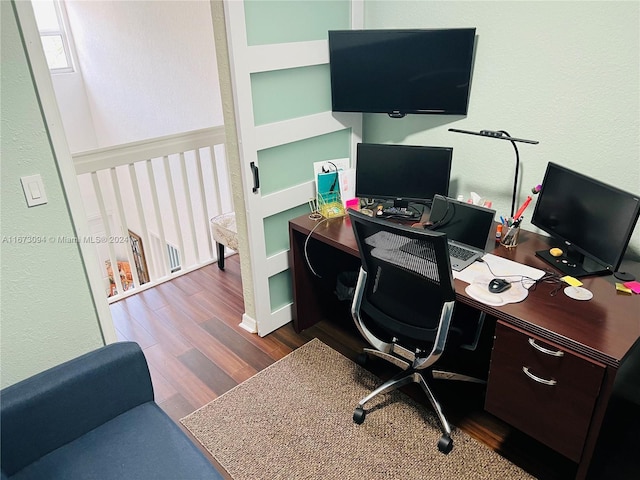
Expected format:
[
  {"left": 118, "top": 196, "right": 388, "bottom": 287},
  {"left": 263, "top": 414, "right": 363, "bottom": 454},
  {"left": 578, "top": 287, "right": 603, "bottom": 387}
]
[
  {"left": 51, "top": 71, "right": 99, "bottom": 152},
  {"left": 64, "top": 0, "right": 222, "bottom": 148},
  {"left": 1, "top": 1, "right": 104, "bottom": 388},
  {"left": 364, "top": 1, "right": 640, "bottom": 255},
  {"left": 56, "top": 0, "right": 226, "bottom": 276}
]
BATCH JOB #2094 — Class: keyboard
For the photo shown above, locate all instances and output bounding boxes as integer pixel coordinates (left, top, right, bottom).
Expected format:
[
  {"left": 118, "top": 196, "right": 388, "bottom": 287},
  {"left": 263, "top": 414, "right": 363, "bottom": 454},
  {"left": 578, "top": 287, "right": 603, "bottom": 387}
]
[
  {"left": 448, "top": 243, "right": 476, "bottom": 261},
  {"left": 378, "top": 207, "right": 418, "bottom": 219},
  {"left": 401, "top": 239, "right": 478, "bottom": 263}
]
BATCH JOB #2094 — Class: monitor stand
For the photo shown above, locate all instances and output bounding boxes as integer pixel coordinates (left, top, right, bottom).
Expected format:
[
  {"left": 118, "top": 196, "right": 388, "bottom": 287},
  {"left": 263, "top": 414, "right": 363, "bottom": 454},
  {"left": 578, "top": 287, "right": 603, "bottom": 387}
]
[
  {"left": 613, "top": 271, "right": 636, "bottom": 282},
  {"left": 375, "top": 199, "right": 423, "bottom": 220},
  {"left": 535, "top": 248, "right": 611, "bottom": 278},
  {"left": 392, "top": 199, "right": 410, "bottom": 210}
]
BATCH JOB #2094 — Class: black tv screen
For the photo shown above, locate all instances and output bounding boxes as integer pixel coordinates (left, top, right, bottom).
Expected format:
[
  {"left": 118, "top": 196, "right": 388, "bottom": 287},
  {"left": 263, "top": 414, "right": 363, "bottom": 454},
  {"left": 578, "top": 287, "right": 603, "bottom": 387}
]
[
  {"left": 531, "top": 162, "right": 640, "bottom": 276},
  {"left": 328, "top": 28, "right": 476, "bottom": 116}
]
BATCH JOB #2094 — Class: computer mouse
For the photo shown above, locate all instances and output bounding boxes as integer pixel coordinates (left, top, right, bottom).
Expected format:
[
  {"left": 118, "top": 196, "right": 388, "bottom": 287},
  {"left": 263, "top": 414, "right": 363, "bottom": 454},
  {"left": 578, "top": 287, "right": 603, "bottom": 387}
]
[{"left": 488, "top": 278, "right": 512, "bottom": 294}]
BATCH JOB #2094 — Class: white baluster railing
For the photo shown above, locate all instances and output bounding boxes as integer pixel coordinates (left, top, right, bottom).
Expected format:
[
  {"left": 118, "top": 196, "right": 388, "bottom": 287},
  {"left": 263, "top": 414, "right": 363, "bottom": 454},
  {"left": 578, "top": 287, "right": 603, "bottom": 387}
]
[{"left": 72, "top": 127, "right": 232, "bottom": 302}]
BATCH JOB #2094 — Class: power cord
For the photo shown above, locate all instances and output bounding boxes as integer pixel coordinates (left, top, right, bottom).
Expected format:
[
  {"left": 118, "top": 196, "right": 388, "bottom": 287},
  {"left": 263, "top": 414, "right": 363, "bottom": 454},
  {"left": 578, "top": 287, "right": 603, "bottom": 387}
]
[
  {"left": 304, "top": 216, "right": 329, "bottom": 278},
  {"left": 322, "top": 161, "right": 340, "bottom": 193},
  {"left": 481, "top": 257, "right": 564, "bottom": 294},
  {"left": 425, "top": 201, "right": 452, "bottom": 230}
]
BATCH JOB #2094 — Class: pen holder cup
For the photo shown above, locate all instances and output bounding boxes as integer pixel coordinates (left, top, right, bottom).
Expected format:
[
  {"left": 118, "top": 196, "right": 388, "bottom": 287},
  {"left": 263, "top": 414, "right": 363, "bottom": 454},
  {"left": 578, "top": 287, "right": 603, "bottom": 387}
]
[{"left": 500, "top": 223, "right": 520, "bottom": 248}]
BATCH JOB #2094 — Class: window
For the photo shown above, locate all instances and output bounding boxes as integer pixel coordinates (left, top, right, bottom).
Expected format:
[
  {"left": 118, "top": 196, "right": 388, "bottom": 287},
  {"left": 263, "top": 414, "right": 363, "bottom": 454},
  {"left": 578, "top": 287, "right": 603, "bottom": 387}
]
[{"left": 32, "top": 0, "right": 75, "bottom": 73}]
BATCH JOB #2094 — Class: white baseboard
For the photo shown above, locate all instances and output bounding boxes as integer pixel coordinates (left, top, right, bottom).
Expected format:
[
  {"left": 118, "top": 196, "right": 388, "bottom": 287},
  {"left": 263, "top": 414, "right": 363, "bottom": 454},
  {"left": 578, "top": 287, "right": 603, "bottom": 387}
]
[{"left": 239, "top": 313, "right": 258, "bottom": 334}]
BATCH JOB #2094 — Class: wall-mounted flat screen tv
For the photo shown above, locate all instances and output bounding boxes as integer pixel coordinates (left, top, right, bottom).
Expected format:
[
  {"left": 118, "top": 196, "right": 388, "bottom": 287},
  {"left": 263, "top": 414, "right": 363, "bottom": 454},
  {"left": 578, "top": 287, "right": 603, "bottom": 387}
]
[{"left": 328, "top": 28, "right": 476, "bottom": 117}]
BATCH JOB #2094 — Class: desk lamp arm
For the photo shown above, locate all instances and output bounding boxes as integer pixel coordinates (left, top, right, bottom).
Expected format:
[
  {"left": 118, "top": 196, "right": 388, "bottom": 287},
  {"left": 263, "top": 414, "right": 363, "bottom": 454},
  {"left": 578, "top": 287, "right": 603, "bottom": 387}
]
[
  {"left": 497, "top": 130, "right": 520, "bottom": 218},
  {"left": 448, "top": 128, "right": 538, "bottom": 219}
]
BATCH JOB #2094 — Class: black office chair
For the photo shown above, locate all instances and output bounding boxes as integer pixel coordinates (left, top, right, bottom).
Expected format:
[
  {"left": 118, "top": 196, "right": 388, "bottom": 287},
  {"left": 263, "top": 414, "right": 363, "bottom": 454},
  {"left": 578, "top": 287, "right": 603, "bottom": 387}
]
[{"left": 348, "top": 209, "right": 485, "bottom": 454}]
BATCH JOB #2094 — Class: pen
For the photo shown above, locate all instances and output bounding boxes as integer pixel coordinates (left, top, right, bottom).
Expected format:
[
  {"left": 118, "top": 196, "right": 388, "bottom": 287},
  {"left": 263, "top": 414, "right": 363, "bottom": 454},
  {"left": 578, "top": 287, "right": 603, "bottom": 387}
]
[{"left": 514, "top": 196, "right": 532, "bottom": 220}]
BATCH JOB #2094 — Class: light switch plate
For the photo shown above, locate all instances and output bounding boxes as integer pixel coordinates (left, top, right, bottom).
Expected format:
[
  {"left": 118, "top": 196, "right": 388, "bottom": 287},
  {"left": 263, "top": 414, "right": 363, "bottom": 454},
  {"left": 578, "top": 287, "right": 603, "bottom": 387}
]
[{"left": 20, "top": 174, "right": 48, "bottom": 207}]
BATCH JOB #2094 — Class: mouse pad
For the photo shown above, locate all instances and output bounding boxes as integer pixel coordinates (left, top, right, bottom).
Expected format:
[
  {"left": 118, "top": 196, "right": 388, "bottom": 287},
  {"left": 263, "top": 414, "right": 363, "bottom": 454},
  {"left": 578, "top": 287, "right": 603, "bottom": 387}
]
[
  {"left": 454, "top": 254, "right": 545, "bottom": 284},
  {"left": 465, "top": 274, "right": 529, "bottom": 306}
]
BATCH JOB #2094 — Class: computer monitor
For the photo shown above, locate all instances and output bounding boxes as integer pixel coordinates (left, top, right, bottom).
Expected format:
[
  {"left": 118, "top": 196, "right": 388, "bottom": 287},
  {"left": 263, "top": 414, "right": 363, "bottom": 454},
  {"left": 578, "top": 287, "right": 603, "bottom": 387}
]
[
  {"left": 531, "top": 162, "right": 640, "bottom": 277},
  {"left": 355, "top": 143, "right": 452, "bottom": 209},
  {"left": 328, "top": 28, "right": 476, "bottom": 116}
]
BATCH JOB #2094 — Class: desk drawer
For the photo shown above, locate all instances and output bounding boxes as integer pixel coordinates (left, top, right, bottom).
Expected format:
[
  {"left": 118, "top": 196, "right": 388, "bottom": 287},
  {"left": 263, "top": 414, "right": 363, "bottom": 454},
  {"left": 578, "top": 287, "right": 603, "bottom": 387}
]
[{"left": 485, "top": 322, "right": 605, "bottom": 462}]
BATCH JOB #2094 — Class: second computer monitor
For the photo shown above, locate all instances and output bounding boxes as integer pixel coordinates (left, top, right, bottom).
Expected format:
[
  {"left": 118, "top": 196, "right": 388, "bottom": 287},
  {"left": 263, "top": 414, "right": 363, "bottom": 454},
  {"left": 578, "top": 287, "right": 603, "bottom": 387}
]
[{"left": 355, "top": 143, "right": 452, "bottom": 208}]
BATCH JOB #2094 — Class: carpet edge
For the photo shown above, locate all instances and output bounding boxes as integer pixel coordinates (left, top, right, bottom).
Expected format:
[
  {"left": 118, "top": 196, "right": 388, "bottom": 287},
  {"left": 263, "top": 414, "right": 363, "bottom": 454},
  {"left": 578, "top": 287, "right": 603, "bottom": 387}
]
[{"left": 179, "top": 338, "right": 327, "bottom": 424}]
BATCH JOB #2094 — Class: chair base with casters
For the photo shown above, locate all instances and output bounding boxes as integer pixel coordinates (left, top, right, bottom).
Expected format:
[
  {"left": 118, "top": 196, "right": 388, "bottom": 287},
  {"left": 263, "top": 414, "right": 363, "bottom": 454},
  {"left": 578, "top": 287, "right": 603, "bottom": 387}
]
[
  {"left": 347, "top": 209, "right": 487, "bottom": 455},
  {"left": 352, "top": 340, "right": 486, "bottom": 454},
  {"left": 210, "top": 212, "right": 238, "bottom": 270}
]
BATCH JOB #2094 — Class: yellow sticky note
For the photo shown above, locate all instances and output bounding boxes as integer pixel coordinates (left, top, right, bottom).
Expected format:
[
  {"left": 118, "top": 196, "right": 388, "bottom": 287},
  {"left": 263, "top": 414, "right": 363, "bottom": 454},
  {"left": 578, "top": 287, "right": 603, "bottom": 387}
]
[
  {"left": 616, "top": 283, "right": 633, "bottom": 295},
  {"left": 561, "top": 276, "right": 583, "bottom": 287}
]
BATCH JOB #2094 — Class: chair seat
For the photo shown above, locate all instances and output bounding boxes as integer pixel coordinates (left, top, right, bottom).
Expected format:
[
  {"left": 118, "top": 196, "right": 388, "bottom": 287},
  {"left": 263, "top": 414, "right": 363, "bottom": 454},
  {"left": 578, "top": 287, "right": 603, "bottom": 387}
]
[
  {"left": 210, "top": 212, "right": 238, "bottom": 251},
  {"left": 9, "top": 403, "right": 221, "bottom": 480}
]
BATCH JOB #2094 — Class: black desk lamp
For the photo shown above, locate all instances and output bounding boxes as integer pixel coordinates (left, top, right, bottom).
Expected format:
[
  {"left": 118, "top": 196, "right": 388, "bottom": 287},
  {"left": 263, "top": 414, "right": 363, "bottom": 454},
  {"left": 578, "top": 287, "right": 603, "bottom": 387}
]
[{"left": 448, "top": 128, "right": 539, "bottom": 218}]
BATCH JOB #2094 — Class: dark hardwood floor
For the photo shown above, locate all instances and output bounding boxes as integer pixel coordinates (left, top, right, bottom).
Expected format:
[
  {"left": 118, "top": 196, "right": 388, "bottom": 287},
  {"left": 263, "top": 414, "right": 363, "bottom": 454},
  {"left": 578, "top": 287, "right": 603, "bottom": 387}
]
[{"left": 110, "top": 254, "right": 638, "bottom": 480}]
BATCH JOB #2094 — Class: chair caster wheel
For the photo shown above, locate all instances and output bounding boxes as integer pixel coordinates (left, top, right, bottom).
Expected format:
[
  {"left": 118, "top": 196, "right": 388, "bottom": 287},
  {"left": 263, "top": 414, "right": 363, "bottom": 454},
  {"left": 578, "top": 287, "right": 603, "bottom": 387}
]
[
  {"left": 353, "top": 407, "right": 366, "bottom": 424},
  {"left": 355, "top": 353, "right": 368, "bottom": 366},
  {"left": 437, "top": 435, "right": 453, "bottom": 454}
]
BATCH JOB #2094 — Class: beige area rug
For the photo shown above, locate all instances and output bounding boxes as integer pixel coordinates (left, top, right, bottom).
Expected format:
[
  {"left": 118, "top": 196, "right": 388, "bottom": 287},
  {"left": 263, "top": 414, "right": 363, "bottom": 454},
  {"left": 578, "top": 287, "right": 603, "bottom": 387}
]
[{"left": 181, "top": 338, "right": 536, "bottom": 480}]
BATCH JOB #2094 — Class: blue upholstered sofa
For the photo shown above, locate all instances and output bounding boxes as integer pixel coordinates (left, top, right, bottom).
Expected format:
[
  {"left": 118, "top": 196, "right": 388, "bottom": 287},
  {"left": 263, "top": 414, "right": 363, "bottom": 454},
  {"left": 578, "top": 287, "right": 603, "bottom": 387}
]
[{"left": 0, "top": 342, "right": 223, "bottom": 480}]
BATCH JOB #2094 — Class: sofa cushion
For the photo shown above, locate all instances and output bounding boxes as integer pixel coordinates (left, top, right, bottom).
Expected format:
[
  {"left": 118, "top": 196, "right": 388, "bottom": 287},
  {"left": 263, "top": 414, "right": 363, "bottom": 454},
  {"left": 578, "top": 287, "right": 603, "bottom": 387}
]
[
  {"left": 1, "top": 342, "right": 154, "bottom": 476},
  {"left": 9, "top": 402, "right": 223, "bottom": 480}
]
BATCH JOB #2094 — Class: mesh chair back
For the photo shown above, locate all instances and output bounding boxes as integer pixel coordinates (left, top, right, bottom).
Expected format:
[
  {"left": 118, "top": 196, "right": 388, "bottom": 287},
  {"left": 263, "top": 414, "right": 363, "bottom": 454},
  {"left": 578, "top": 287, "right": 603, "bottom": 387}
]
[{"left": 349, "top": 209, "right": 456, "bottom": 349}]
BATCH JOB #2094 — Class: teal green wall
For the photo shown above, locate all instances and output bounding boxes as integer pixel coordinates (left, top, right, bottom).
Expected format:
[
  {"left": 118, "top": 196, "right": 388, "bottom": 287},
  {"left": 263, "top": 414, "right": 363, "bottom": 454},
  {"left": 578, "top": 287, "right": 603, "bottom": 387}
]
[
  {"left": 244, "top": 0, "right": 350, "bottom": 45},
  {"left": 251, "top": 64, "right": 331, "bottom": 125},
  {"left": 259, "top": 129, "right": 351, "bottom": 196},
  {"left": 264, "top": 203, "right": 311, "bottom": 257},
  {"left": 1, "top": 1, "right": 104, "bottom": 388},
  {"left": 268, "top": 269, "right": 292, "bottom": 311}
]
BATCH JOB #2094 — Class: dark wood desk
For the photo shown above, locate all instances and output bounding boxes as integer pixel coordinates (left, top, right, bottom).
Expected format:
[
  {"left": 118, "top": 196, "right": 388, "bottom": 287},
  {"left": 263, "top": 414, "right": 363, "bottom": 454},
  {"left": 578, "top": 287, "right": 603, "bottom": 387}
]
[{"left": 289, "top": 213, "right": 639, "bottom": 480}]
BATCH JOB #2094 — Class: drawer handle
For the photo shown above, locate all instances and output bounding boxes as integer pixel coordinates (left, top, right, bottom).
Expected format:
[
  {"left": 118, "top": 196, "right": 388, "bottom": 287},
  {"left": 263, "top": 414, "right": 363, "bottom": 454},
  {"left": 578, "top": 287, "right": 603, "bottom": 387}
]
[
  {"left": 528, "top": 338, "right": 564, "bottom": 357},
  {"left": 522, "top": 366, "right": 557, "bottom": 386}
]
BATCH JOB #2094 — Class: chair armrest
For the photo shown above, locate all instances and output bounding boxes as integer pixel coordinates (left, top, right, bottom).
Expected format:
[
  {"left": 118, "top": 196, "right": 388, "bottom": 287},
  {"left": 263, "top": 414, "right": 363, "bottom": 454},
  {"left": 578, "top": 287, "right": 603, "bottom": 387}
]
[{"left": 1, "top": 342, "right": 153, "bottom": 476}]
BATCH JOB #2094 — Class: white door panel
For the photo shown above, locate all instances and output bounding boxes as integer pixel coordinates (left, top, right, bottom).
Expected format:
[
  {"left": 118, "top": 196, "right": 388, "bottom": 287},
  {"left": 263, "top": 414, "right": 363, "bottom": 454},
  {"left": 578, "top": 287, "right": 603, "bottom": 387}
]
[{"left": 224, "top": 0, "right": 363, "bottom": 336}]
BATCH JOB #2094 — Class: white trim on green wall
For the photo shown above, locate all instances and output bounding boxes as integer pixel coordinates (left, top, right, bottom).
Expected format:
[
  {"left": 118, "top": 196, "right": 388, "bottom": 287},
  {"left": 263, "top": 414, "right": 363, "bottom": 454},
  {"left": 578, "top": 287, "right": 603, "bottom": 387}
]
[
  {"left": 248, "top": 39, "right": 328, "bottom": 73},
  {"left": 223, "top": 0, "right": 363, "bottom": 336},
  {"left": 261, "top": 183, "right": 315, "bottom": 218},
  {"left": 256, "top": 111, "right": 359, "bottom": 150}
]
